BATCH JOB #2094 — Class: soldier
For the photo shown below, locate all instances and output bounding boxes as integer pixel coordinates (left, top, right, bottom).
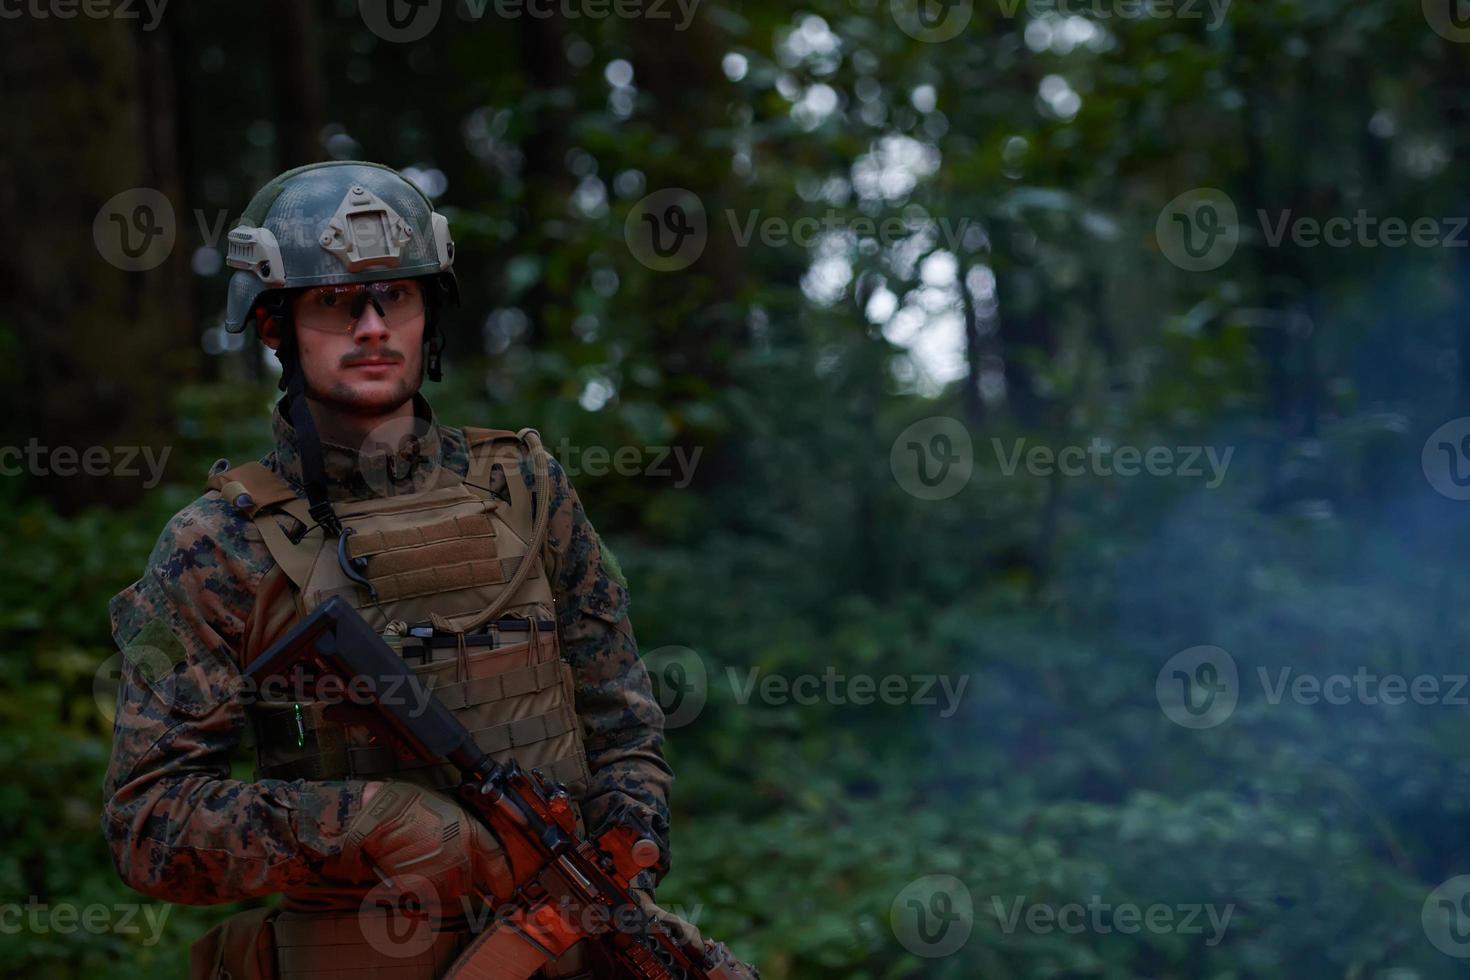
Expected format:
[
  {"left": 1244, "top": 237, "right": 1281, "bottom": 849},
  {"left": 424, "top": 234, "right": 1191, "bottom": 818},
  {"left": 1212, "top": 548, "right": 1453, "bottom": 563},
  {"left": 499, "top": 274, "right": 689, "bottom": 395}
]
[{"left": 101, "top": 162, "right": 694, "bottom": 979}]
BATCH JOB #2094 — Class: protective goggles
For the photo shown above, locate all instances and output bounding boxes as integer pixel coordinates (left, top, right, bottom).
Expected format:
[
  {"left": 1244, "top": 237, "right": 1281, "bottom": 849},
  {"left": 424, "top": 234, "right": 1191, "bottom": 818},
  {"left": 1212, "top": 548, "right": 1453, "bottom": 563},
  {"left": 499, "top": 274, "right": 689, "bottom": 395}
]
[{"left": 293, "top": 279, "right": 426, "bottom": 333}]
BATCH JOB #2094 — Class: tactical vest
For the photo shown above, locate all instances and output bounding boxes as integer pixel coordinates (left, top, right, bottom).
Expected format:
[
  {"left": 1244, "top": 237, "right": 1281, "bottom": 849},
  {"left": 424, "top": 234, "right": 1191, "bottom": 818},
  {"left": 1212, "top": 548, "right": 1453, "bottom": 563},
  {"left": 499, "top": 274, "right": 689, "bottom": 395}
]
[{"left": 207, "top": 427, "right": 593, "bottom": 801}]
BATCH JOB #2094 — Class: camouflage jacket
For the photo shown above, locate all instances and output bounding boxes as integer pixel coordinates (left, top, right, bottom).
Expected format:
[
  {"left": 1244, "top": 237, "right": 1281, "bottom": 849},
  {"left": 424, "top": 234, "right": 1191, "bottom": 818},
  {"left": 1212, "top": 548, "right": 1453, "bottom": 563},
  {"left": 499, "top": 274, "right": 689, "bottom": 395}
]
[{"left": 101, "top": 397, "right": 673, "bottom": 904}]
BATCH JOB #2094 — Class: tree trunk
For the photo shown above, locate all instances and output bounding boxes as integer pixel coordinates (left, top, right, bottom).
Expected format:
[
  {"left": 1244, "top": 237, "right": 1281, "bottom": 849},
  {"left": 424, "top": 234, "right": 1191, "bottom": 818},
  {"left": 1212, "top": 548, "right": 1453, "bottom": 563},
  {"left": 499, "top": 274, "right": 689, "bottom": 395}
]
[
  {"left": 265, "top": 0, "right": 327, "bottom": 168},
  {"left": 0, "top": 15, "right": 193, "bottom": 511}
]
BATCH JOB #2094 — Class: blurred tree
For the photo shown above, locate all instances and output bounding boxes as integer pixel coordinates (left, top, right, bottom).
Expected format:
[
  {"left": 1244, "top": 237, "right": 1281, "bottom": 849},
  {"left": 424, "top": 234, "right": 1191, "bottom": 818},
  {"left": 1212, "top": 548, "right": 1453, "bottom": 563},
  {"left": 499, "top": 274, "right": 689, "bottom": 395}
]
[{"left": 0, "top": 14, "right": 195, "bottom": 511}]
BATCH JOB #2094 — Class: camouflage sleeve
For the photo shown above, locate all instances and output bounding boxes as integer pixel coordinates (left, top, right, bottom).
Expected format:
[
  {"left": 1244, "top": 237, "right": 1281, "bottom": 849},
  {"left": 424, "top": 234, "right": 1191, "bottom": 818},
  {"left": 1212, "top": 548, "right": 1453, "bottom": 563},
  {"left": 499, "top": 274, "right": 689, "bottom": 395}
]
[
  {"left": 536, "top": 455, "right": 675, "bottom": 884},
  {"left": 100, "top": 498, "right": 368, "bottom": 904}
]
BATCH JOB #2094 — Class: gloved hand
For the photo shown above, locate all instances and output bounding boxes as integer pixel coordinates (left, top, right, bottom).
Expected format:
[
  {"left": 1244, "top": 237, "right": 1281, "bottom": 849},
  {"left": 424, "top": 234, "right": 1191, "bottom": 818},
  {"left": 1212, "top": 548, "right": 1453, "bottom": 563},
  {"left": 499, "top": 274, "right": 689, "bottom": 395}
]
[
  {"left": 631, "top": 888, "right": 704, "bottom": 950},
  {"left": 339, "top": 781, "right": 514, "bottom": 909}
]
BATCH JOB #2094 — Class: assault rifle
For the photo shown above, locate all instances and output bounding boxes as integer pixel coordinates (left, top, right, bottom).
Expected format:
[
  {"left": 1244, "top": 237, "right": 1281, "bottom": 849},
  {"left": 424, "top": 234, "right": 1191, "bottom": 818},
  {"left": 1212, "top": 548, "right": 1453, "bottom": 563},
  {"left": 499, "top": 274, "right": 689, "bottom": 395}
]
[{"left": 245, "top": 597, "right": 759, "bottom": 980}]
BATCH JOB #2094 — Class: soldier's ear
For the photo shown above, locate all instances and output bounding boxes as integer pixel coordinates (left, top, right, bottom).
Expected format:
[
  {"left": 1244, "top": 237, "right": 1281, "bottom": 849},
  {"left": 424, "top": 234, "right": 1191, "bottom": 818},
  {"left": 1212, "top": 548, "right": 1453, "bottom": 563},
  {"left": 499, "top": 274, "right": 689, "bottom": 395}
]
[{"left": 256, "top": 305, "right": 283, "bottom": 350}]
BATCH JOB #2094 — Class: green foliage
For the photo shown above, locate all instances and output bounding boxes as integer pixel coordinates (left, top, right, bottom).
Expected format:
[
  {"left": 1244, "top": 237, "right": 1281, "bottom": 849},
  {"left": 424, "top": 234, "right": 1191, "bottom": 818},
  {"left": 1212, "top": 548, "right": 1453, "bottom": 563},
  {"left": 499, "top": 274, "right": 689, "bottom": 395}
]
[{"left": 11, "top": 0, "right": 1470, "bottom": 976}]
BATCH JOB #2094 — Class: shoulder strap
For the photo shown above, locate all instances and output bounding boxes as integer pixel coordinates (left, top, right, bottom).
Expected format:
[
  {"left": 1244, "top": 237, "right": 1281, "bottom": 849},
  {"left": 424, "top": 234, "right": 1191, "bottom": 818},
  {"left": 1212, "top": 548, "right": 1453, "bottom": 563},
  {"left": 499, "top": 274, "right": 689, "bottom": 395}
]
[
  {"left": 462, "top": 425, "right": 520, "bottom": 444},
  {"left": 206, "top": 461, "right": 319, "bottom": 590},
  {"left": 431, "top": 427, "right": 553, "bottom": 635},
  {"left": 462, "top": 427, "right": 536, "bottom": 542},
  {"left": 205, "top": 461, "right": 300, "bottom": 517}
]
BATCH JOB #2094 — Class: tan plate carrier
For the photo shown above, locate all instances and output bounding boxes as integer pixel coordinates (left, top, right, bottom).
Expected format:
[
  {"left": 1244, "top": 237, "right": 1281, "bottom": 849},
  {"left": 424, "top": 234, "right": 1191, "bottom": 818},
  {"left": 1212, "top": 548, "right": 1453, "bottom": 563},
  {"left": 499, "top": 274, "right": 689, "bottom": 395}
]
[{"left": 194, "top": 427, "right": 598, "bottom": 980}]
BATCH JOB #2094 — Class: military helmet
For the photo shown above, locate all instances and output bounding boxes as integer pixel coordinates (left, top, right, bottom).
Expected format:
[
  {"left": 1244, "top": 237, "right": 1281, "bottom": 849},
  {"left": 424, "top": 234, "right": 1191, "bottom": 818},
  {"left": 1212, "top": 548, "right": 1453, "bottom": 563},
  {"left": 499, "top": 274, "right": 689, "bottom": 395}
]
[{"left": 223, "top": 160, "right": 457, "bottom": 332}]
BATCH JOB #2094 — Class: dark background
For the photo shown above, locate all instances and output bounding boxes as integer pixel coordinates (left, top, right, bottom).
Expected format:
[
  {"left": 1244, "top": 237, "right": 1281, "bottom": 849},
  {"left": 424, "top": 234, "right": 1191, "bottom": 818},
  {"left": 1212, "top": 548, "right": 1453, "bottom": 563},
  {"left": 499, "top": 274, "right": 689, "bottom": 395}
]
[{"left": 4, "top": 0, "right": 1470, "bottom": 976}]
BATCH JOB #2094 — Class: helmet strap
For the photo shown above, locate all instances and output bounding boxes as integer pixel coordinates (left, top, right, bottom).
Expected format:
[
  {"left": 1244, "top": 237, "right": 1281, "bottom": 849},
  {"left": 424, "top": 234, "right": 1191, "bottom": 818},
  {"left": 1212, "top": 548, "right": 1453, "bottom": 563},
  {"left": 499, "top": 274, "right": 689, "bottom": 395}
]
[
  {"left": 422, "top": 273, "right": 447, "bottom": 383},
  {"left": 425, "top": 322, "right": 444, "bottom": 382},
  {"left": 266, "top": 304, "right": 343, "bottom": 538},
  {"left": 282, "top": 369, "right": 344, "bottom": 538}
]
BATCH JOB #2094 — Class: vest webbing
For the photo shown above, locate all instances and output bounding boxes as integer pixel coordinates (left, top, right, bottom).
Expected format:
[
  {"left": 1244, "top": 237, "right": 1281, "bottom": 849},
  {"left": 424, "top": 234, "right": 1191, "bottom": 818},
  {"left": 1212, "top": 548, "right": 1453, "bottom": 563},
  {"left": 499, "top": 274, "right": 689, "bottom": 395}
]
[{"left": 204, "top": 426, "right": 593, "bottom": 801}]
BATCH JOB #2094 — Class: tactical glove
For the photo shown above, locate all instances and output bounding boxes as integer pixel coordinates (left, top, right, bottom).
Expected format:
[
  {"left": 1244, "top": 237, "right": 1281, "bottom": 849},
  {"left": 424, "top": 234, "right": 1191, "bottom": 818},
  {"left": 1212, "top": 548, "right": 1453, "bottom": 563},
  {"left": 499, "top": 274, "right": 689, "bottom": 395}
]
[
  {"left": 342, "top": 781, "right": 514, "bottom": 908},
  {"left": 631, "top": 888, "right": 704, "bottom": 950}
]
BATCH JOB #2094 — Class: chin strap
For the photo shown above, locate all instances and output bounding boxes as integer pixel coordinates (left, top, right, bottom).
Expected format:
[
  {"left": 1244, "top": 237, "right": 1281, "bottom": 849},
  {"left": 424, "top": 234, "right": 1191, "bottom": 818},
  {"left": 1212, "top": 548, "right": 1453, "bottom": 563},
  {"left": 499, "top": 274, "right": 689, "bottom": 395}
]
[{"left": 283, "top": 370, "right": 343, "bottom": 538}]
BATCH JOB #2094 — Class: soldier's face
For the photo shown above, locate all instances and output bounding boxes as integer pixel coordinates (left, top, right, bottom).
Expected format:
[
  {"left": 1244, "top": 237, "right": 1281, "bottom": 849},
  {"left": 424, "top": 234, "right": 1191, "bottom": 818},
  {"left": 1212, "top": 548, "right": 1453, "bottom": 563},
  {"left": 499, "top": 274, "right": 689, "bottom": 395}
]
[{"left": 271, "top": 279, "right": 426, "bottom": 418}]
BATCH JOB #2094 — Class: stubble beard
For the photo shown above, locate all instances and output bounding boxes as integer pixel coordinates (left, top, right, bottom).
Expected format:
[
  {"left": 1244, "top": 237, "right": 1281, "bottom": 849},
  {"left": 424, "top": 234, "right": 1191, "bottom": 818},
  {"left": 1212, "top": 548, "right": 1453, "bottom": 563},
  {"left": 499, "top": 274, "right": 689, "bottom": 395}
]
[{"left": 306, "top": 361, "right": 422, "bottom": 420}]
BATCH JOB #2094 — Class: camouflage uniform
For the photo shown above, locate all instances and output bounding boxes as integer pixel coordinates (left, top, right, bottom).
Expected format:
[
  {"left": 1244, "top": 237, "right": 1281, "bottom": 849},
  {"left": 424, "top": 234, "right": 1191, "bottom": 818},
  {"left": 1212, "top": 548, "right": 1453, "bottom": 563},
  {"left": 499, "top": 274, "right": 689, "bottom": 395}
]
[{"left": 101, "top": 397, "right": 673, "bottom": 907}]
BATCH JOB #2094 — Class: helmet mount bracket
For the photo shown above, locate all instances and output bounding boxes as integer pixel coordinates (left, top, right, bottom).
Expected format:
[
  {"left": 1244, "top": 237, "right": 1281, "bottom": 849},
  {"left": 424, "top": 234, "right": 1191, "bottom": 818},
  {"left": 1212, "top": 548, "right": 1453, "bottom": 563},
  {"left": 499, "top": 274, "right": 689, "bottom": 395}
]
[{"left": 320, "top": 184, "right": 413, "bottom": 272}]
